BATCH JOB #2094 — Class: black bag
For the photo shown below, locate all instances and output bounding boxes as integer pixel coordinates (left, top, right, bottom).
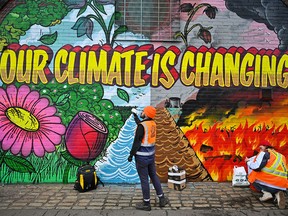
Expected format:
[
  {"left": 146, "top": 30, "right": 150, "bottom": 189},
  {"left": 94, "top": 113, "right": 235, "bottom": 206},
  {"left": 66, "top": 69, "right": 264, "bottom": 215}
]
[{"left": 74, "top": 164, "right": 104, "bottom": 192}]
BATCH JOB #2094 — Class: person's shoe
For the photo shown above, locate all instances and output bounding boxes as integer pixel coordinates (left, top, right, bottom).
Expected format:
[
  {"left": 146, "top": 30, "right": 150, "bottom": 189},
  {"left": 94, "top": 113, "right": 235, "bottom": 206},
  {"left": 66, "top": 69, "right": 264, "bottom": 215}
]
[
  {"left": 259, "top": 190, "right": 273, "bottom": 201},
  {"left": 275, "top": 191, "right": 286, "bottom": 209},
  {"left": 159, "top": 196, "right": 169, "bottom": 207},
  {"left": 135, "top": 202, "right": 151, "bottom": 211}
]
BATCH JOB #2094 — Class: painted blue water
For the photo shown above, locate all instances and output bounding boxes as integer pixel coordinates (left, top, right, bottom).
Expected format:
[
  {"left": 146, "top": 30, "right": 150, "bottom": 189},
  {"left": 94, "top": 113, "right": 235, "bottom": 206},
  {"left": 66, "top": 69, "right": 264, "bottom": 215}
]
[{"left": 94, "top": 114, "right": 140, "bottom": 183}]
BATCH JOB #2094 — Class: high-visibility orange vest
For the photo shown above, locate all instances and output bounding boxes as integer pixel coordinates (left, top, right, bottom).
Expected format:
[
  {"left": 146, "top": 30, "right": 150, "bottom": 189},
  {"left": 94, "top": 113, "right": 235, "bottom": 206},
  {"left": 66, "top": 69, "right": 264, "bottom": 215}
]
[
  {"left": 141, "top": 121, "right": 156, "bottom": 145},
  {"left": 136, "top": 120, "right": 156, "bottom": 156},
  {"left": 248, "top": 149, "right": 288, "bottom": 189}
]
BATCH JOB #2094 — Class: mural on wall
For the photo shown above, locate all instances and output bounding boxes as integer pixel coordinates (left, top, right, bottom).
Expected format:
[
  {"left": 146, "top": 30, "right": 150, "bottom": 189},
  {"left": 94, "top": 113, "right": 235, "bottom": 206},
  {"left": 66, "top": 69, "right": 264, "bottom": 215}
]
[
  {"left": 0, "top": 0, "right": 138, "bottom": 184},
  {"left": 0, "top": 81, "right": 134, "bottom": 183},
  {"left": 224, "top": 0, "right": 288, "bottom": 51},
  {"left": 176, "top": 2, "right": 217, "bottom": 47},
  {"left": 0, "top": 0, "right": 288, "bottom": 184}
]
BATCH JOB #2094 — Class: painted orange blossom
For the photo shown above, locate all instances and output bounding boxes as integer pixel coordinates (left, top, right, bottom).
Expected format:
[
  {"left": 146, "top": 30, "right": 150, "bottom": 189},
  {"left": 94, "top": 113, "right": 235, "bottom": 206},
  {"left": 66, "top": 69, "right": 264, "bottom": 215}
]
[{"left": 0, "top": 85, "right": 65, "bottom": 157}]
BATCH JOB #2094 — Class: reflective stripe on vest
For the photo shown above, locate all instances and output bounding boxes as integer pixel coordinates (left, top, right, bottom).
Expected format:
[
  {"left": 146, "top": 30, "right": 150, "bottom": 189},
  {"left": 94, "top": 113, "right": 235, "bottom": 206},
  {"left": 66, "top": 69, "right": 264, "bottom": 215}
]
[
  {"left": 136, "top": 150, "right": 155, "bottom": 156},
  {"left": 261, "top": 150, "right": 287, "bottom": 178}
]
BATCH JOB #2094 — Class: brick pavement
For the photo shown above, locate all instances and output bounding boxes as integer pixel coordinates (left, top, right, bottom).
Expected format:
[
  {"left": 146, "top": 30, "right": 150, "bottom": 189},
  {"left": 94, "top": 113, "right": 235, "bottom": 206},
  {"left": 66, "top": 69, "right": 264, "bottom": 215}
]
[{"left": 0, "top": 182, "right": 287, "bottom": 215}]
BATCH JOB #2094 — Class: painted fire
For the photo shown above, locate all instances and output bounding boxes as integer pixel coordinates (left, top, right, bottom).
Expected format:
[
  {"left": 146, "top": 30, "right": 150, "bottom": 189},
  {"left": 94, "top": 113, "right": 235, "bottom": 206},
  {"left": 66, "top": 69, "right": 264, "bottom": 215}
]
[{"left": 181, "top": 87, "right": 288, "bottom": 181}]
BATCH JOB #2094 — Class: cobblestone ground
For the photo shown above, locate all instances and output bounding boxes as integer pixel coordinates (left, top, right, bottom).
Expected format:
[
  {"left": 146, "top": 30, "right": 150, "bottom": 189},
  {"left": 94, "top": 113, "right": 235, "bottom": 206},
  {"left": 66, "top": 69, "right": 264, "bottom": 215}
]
[{"left": 0, "top": 182, "right": 287, "bottom": 215}]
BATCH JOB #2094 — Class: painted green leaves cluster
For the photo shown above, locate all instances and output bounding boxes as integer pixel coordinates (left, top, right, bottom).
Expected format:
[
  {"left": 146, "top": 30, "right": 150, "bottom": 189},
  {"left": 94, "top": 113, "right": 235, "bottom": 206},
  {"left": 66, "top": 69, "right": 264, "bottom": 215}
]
[
  {"left": 0, "top": 0, "right": 69, "bottom": 50},
  {"left": 33, "top": 81, "right": 129, "bottom": 145}
]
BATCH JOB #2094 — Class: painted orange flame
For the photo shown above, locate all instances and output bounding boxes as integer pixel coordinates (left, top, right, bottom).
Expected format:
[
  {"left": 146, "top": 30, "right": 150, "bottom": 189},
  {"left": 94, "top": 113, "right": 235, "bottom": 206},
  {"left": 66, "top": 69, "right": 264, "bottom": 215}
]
[{"left": 183, "top": 122, "right": 288, "bottom": 181}]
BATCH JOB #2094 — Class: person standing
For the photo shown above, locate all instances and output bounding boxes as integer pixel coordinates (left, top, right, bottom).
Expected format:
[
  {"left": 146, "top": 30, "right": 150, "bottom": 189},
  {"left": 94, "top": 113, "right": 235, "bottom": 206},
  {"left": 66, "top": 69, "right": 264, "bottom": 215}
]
[
  {"left": 128, "top": 106, "right": 168, "bottom": 211},
  {"left": 245, "top": 144, "right": 288, "bottom": 209}
]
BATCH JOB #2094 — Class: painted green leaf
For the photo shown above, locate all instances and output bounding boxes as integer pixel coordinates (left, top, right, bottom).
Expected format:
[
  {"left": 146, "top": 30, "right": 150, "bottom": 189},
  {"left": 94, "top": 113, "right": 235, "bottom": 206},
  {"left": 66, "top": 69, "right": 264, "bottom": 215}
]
[
  {"left": 9, "top": 13, "right": 20, "bottom": 18},
  {"left": 0, "top": 151, "right": 7, "bottom": 165},
  {"left": 114, "top": 25, "right": 128, "bottom": 37},
  {"left": 4, "top": 155, "right": 36, "bottom": 173},
  {"left": 55, "top": 93, "right": 70, "bottom": 106},
  {"left": 174, "top": 31, "right": 183, "bottom": 39},
  {"left": 114, "top": 11, "right": 122, "bottom": 20},
  {"left": 93, "top": 1, "right": 107, "bottom": 15},
  {"left": 108, "top": 13, "right": 115, "bottom": 33},
  {"left": 77, "top": 4, "right": 88, "bottom": 17},
  {"left": 117, "top": 88, "right": 129, "bottom": 103},
  {"left": 39, "top": 31, "right": 58, "bottom": 45},
  {"left": 60, "top": 151, "right": 83, "bottom": 167}
]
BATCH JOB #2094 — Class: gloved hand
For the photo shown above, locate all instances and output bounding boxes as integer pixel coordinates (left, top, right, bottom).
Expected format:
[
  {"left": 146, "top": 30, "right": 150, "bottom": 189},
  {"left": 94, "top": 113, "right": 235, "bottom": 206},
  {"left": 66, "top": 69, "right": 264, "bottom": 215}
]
[
  {"left": 128, "top": 155, "right": 133, "bottom": 162},
  {"left": 131, "top": 108, "right": 138, "bottom": 114}
]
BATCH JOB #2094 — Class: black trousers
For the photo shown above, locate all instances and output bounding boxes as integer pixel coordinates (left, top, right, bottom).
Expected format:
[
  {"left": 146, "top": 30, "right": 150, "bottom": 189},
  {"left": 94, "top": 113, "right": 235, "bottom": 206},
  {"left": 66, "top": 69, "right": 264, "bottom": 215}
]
[{"left": 135, "top": 155, "right": 163, "bottom": 201}]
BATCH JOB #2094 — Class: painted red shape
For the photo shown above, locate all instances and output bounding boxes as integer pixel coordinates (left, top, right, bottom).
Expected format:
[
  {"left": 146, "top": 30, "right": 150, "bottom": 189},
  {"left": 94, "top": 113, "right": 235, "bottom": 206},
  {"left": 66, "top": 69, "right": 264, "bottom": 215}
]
[{"left": 65, "top": 111, "right": 108, "bottom": 162}]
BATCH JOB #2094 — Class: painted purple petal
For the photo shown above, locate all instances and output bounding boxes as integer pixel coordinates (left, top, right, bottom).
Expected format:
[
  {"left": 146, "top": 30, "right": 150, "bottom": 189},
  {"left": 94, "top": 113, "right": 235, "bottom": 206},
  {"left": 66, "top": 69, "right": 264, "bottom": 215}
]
[
  {"left": 42, "top": 123, "right": 66, "bottom": 136},
  {"left": 0, "top": 87, "right": 11, "bottom": 109},
  {"left": 33, "top": 134, "right": 45, "bottom": 157},
  {"left": 23, "top": 91, "right": 40, "bottom": 111},
  {"left": 10, "top": 130, "right": 26, "bottom": 155},
  {"left": 0, "top": 103, "right": 6, "bottom": 112},
  {"left": 17, "top": 85, "right": 31, "bottom": 107},
  {"left": 6, "top": 85, "right": 17, "bottom": 106},
  {"left": 21, "top": 133, "right": 33, "bottom": 157},
  {"left": 37, "top": 131, "right": 56, "bottom": 153},
  {"left": 40, "top": 116, "right": 62, "bottom": 124},
  {"left": 2, "top": 126, "right": 21, "bottom": 150},
  {"left": 0, "top": 114, "right": 8, "bottom": 122},
  {"left": 30, "top": 97, "right": 49, "bottom": 116},
  {"left": 41, "top": 128, "right": 63, "bottom": 145},
  {"left": 36, "top": 106, "right": 57, "bottom": 119},
  {"left": 0, "top": 123, "right": 14, "bottom": 141}
]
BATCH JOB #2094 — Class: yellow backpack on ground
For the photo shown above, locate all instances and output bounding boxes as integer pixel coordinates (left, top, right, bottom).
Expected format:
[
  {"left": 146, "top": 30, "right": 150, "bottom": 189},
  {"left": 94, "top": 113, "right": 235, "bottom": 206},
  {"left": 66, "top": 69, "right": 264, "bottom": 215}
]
[{"left": 74, "top": 164, "right": 104, "bottom": 192}]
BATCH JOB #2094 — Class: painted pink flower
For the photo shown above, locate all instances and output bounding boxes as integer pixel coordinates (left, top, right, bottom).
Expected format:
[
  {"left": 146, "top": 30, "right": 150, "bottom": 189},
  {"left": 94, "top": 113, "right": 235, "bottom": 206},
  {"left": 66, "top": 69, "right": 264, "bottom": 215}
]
[{"left": 0, "top": 85, "right": 66, "bottom": 157}]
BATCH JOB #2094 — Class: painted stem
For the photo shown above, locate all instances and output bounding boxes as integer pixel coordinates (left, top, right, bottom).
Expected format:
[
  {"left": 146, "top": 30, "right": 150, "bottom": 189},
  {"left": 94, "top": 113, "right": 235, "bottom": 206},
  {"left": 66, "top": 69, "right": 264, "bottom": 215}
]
[
  {"left": 183, "top": 3, "right": 211, "bottom": 46},
  {"left": 88, "top": 2, "right": 110, "bottom": 44},
  {"left": 63, "top": 163, "right": 72, "bottom": 184}
]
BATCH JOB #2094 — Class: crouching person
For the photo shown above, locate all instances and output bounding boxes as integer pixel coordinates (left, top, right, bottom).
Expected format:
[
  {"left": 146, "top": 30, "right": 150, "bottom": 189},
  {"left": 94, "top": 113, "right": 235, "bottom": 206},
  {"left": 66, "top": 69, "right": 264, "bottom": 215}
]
[{"left": 245, "top": 144, "right": 288, "bottom": 209}]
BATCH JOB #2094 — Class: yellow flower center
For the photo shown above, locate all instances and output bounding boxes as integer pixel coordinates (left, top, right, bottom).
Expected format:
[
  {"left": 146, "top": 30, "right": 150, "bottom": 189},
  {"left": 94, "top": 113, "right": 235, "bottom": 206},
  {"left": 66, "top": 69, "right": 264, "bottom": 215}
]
[{"left": 6, "top": 107, "right": 39, "bottom": 132}]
